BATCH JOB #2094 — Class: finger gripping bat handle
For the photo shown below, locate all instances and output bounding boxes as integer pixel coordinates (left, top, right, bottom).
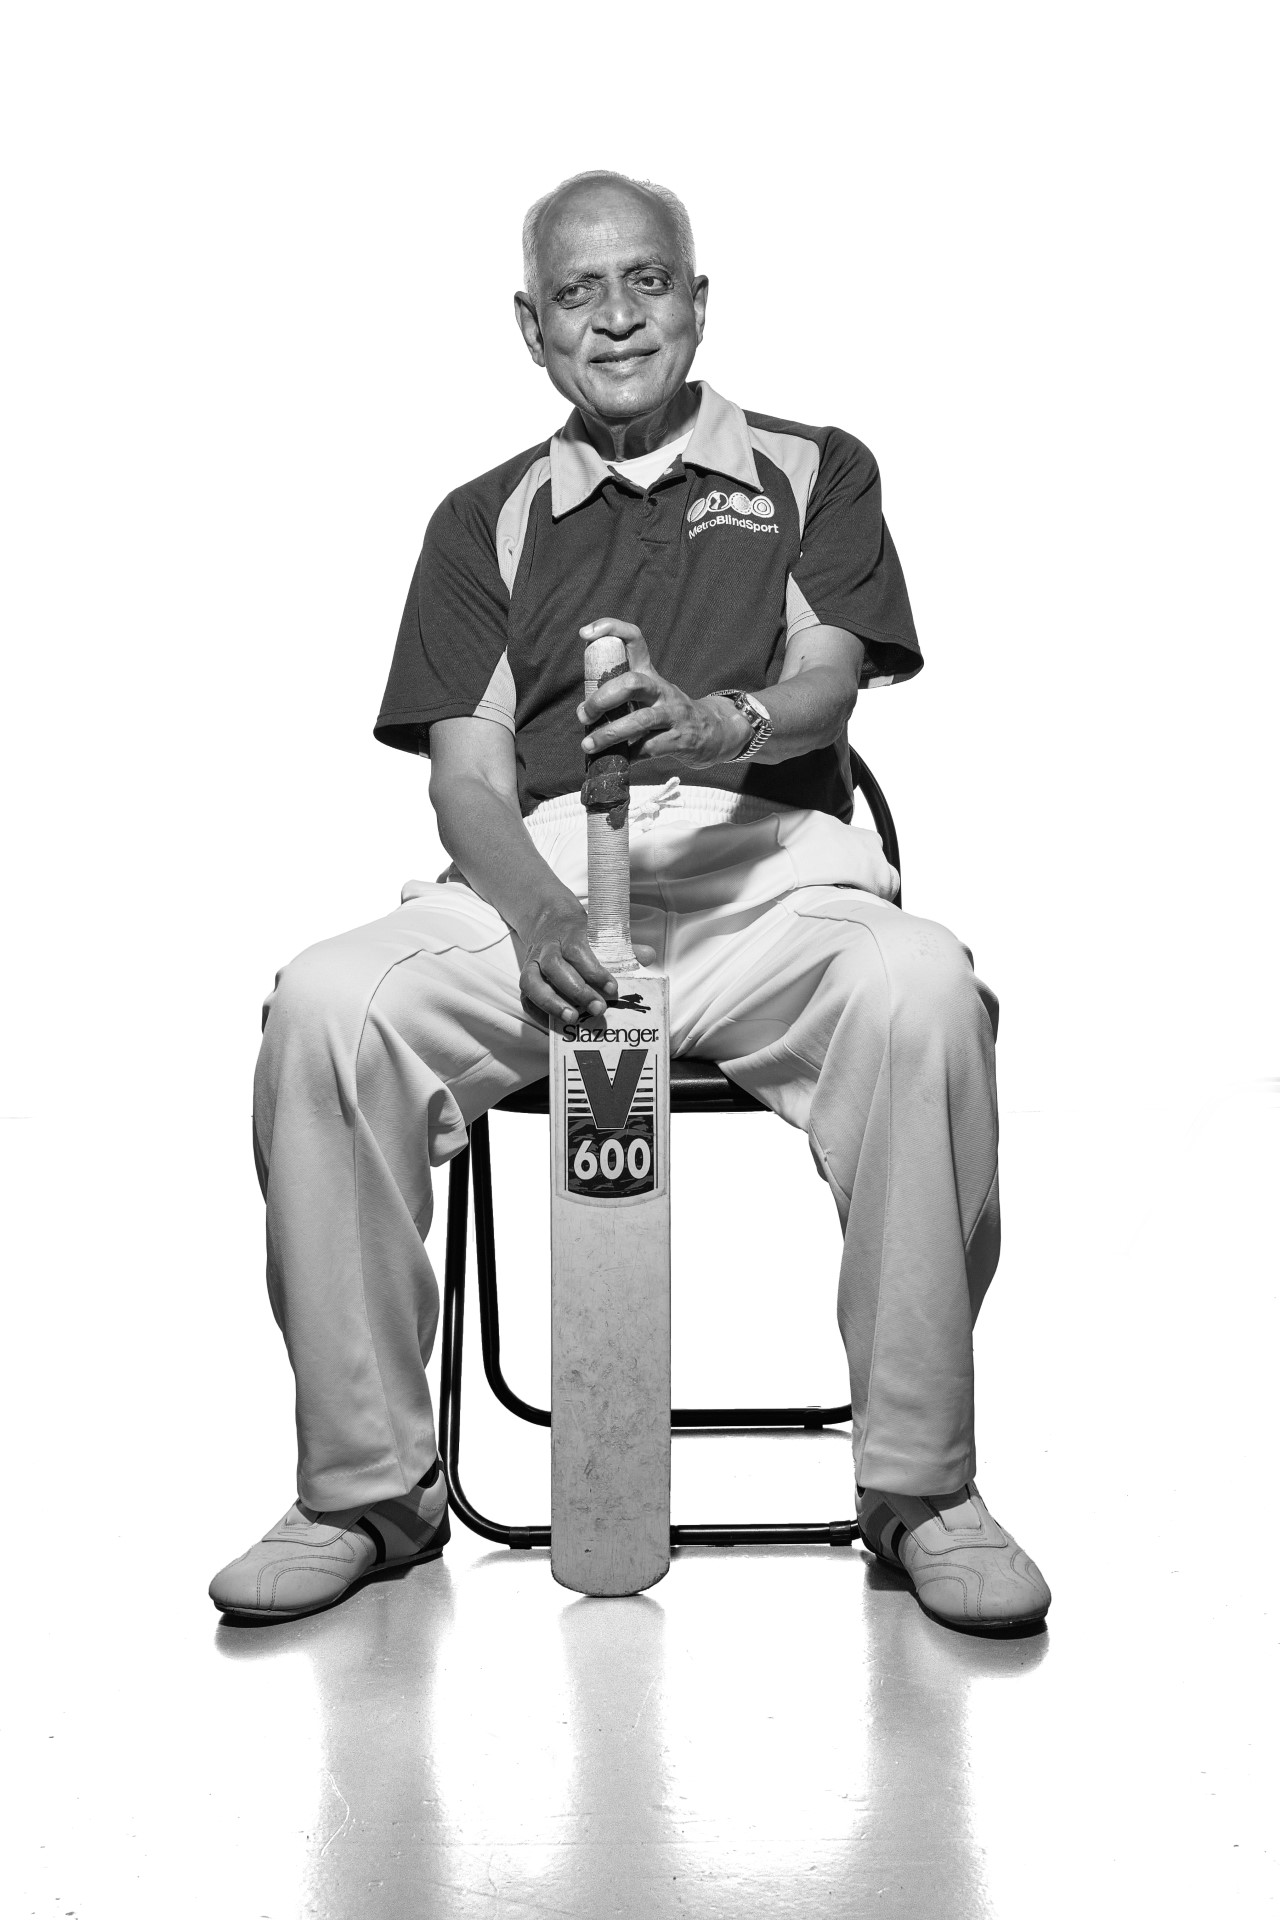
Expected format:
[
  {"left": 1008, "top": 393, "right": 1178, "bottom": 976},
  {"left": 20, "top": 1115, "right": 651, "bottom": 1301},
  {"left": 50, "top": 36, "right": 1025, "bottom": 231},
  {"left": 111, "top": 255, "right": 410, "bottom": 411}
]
[{"left": 582, "top": 637, "right": 638, "bottom": 975}]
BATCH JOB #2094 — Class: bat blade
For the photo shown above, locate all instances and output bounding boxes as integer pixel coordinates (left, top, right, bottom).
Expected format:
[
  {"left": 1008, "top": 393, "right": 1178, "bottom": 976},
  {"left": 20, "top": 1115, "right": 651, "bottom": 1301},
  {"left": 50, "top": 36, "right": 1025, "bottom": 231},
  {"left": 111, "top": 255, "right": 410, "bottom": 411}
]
[{"left": 549, "top": 970, "right": 671, "bottom": 1595}]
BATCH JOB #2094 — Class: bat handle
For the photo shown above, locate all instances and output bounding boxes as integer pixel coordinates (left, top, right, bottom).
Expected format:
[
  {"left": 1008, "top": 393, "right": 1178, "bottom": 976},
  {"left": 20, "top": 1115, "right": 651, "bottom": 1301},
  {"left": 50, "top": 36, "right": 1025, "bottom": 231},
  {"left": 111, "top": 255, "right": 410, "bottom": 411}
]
[{"left": 582, "top": 636, "right": 638, "bottom": 976}]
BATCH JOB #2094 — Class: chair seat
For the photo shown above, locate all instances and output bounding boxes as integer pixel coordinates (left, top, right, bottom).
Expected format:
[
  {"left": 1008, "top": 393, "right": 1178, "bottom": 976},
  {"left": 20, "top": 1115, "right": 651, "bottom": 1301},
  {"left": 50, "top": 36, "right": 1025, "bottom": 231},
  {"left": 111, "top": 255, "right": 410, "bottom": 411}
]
[{"left": 495, "top": 1055, "right": 766, "bottom": 1116}]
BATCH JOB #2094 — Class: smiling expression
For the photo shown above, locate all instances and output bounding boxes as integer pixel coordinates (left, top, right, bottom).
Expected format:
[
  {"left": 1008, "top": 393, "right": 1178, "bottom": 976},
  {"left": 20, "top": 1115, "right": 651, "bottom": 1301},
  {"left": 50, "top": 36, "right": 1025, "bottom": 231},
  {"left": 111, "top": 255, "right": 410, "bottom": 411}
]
[{"left": 516, "top": 181, "right": 708, "bottom": 438}]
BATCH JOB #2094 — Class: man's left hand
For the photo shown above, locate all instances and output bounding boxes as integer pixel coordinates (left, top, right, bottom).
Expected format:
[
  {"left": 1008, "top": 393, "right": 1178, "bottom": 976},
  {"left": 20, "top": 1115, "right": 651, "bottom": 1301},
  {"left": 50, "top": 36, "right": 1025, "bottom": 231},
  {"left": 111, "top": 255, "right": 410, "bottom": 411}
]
[{"left": 577, "top": 617, "right": 749, "bottom": 766}]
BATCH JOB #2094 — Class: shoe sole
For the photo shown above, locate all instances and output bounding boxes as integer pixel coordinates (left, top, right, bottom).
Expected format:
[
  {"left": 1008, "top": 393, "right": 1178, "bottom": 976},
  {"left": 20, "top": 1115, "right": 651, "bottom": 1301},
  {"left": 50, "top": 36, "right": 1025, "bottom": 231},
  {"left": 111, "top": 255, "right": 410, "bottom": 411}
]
[
  {"left": 214, "top": 1511, "right": 451, "bottom": 1625},
  {"left": 869, "top": 1544, "right": 1049, "bottom": 1636}
]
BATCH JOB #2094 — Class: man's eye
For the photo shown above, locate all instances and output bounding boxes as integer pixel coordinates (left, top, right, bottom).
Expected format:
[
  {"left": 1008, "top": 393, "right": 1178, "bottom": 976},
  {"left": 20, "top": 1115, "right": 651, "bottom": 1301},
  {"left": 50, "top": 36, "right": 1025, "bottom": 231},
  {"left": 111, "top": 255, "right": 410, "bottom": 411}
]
[
  {"left": 633, "top": 272, "right": 671, "bottom": 291},
  {"left": 557, "top": 283, "right": 592, "bottom": 306}
]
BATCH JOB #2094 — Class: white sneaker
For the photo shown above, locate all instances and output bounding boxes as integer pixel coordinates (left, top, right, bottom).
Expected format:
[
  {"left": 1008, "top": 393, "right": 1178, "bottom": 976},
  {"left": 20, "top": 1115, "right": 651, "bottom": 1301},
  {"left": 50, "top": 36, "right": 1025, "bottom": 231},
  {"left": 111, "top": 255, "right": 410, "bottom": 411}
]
[
  {"left": 210, "top": 1460, "right": 450, "bottom": 1621},
  {"left": 857, "top": 1482, "right": 1050, "bottom": 1632}
]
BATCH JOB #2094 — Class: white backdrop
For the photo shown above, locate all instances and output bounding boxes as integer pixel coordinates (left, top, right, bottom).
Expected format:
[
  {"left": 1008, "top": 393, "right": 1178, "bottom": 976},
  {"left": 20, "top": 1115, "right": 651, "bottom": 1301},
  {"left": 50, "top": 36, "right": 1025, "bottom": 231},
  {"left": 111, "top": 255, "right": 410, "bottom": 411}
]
[
  {"left": 3, "top": 0, "right": 1276, "bottom": 1594},
  {"left": 5, "top": 9, "right": 1279, "bottom": 1915}
]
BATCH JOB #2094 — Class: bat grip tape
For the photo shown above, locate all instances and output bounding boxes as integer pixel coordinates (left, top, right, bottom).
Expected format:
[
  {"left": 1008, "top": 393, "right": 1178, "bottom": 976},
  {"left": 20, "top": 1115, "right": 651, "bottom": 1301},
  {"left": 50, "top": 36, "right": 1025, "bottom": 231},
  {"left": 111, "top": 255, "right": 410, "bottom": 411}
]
[{"left": 582, "top": 637, "right": 637, "bottom": 975}]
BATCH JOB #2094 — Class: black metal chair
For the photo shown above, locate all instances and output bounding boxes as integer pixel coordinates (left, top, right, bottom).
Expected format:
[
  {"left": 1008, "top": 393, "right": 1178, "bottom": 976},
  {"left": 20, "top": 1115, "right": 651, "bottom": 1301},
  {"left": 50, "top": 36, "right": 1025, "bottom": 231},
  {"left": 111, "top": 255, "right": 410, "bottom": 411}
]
[{"left": 437, "top": 748, "right": 901, "bottom": 1552}]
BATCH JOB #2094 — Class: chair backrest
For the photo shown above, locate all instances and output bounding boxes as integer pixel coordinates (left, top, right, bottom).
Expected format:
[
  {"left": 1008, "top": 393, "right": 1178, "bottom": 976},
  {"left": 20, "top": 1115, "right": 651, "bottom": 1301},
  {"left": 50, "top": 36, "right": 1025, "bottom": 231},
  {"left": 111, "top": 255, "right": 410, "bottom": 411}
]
[{"left": 849, "top": 745, "right": 901, "bottom": 902}]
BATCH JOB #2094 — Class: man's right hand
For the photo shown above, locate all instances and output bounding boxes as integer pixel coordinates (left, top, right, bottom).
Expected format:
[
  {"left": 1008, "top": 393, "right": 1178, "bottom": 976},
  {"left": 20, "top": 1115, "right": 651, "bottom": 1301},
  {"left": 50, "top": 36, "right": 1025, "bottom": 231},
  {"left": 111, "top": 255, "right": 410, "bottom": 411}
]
[
  {"left": 519, "top": 900, "right": 620, "bottom": 1027},
  {"left": 429, "top": 718, "right": 655, "bottom": 1028}
]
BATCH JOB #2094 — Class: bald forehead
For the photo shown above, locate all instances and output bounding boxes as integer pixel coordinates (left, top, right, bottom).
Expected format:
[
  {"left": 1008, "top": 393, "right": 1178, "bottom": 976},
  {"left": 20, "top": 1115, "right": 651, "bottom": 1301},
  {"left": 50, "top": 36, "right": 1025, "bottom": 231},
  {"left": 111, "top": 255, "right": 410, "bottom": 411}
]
[{"left": 534, "top": 184, "right": 682, "bottom": 287}]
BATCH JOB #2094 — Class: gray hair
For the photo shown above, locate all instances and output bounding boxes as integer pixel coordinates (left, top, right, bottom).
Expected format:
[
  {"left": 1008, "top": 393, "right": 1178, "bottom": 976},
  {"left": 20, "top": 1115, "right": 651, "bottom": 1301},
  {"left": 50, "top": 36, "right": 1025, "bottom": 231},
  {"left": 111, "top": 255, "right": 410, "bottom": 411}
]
[{"left": 521, "top": 170, "right": 697, "bottom": 302}]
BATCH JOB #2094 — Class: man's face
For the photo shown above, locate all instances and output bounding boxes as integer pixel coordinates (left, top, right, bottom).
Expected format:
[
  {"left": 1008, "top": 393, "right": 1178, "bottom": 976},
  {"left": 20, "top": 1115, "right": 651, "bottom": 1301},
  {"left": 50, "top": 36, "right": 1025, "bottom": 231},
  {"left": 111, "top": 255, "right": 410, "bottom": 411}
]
[{"left": 516, "top": 184, "right": 708, "bottom": 427}]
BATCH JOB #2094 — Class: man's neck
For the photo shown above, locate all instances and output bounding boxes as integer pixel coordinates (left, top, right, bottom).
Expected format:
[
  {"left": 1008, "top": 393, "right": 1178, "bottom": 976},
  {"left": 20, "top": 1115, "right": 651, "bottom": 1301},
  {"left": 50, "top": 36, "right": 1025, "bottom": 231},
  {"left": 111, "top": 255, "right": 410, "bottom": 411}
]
[{"left": 577, "top": 383, "right": 699, "bottom": 462}]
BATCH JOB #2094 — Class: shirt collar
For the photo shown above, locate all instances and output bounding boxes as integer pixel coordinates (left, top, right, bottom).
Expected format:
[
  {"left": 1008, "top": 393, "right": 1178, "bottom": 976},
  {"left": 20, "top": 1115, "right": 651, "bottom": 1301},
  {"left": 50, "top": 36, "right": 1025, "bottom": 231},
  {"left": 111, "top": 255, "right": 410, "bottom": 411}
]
[{"left": 549, "top": 380, "right": 760, "bottom": 518}]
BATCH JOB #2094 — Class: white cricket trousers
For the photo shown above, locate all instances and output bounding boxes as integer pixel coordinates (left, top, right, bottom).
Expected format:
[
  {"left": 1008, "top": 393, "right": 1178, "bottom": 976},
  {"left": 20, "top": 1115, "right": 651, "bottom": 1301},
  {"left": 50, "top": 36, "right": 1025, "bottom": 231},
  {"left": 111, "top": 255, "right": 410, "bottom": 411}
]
[{"left": 254, "top": 784, "right": 1001, "bottom": 1511}]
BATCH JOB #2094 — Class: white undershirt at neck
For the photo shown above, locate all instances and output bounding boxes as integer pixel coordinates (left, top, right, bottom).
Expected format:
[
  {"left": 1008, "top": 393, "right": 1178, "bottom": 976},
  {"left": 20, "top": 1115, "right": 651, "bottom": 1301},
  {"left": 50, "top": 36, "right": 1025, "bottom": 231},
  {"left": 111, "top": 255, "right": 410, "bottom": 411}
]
[{"left": 608, "top": 427, "right": 694, "bottom": 491}]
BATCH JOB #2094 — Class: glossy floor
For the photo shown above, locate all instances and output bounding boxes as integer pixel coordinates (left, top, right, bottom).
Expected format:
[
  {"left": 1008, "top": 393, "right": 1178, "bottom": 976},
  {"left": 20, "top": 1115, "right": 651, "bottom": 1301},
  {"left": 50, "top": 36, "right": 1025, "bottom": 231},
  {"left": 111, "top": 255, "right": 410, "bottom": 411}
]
[{"left": 9, "top": 1087, "right": 1277, "bottom": 1918}]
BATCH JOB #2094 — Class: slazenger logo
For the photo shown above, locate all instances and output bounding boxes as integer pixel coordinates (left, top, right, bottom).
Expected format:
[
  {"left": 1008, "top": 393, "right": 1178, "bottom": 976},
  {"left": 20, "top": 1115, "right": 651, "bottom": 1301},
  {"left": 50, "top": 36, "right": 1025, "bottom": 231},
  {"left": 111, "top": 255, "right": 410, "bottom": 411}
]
[
  {"left": 561, "top": 1024, "right": 659, "bottom": 1044},
  {"left": 686, "top": 487, "right": 779, "bottom": 540},
  {"left": 560, "top": 991, "right": 653, "bottom": 1042}
]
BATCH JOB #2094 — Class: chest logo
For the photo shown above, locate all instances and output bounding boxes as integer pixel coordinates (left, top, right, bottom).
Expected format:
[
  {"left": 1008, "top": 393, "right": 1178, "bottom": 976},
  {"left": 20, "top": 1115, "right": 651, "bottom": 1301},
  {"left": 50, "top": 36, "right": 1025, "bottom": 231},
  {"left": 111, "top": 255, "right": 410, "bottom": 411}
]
[{"left": 687, "top": 488, "right": 777, "bottom": 538}]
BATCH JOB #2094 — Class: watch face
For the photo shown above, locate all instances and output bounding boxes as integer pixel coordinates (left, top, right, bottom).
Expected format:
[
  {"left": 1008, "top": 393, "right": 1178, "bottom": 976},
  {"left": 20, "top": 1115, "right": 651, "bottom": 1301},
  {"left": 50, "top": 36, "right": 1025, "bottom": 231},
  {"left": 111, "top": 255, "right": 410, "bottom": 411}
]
[
  {"left": 737, "top": 694, "right": 772, "bottom": 757},
  {"left": 714, "top": 689, "right": 771, "bottom": 758}
]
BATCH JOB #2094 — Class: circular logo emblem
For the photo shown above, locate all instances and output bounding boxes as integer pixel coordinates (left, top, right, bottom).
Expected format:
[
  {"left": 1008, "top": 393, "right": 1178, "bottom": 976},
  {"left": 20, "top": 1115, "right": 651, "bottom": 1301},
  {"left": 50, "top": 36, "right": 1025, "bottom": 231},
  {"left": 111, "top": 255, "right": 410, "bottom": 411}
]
[
  {"left": 751, "top": 493, "right": 775, "bottom": 519},
  {"left": 686, "top": 495, "right": 709, "bottom": 524},
  {"left": 729, "top": 491, "right": 752, "bottom": 515},
  {"left": 703, "top": 489, "right": 730, "bottom": 514}
]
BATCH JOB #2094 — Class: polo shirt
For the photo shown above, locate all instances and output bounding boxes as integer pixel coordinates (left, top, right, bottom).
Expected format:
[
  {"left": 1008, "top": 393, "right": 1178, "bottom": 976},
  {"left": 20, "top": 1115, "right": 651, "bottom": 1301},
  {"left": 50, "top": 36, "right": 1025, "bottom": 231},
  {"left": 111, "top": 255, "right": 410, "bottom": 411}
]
[{"left": 375, "top": 382, "right": 921, "bottom": 821}]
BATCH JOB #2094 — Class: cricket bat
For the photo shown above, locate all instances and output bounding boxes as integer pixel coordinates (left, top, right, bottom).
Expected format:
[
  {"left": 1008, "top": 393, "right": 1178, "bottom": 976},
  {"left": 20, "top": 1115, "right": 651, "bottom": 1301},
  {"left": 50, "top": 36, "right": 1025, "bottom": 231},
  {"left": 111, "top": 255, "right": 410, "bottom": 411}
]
[{"left": 549, "top": 635, "right": 672, "bottom": 1596}]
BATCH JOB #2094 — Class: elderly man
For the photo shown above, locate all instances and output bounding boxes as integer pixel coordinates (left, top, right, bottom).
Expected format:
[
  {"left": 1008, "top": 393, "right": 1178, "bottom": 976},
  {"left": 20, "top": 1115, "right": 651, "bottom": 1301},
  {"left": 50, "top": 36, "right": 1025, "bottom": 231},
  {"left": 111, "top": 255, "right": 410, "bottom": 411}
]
[{"left": 210, "top": 171, "right": 1050, "bottom": 1633}]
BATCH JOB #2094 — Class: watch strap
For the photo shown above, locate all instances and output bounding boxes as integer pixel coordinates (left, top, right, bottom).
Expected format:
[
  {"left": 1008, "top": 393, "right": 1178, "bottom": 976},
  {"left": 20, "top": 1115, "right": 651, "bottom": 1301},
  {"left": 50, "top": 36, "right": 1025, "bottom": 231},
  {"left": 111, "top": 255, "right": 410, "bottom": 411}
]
[{"left": 710, "top": 688, "right": 773, "bottom": 761}]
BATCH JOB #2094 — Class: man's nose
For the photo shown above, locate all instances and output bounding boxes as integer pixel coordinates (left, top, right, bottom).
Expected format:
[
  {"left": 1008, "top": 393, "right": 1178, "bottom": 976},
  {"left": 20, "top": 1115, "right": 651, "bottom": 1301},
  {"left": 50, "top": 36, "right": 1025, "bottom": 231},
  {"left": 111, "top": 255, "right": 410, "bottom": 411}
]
[{"left": 592, "top": 281, "right": 646, "bottom": 337}]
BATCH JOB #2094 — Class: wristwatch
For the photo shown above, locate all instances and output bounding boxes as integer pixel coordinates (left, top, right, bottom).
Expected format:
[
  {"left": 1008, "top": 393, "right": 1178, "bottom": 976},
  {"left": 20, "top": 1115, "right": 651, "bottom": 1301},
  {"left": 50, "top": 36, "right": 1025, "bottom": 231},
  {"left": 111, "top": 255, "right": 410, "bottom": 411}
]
[{"left": 711, "top": 688, "right": 774, "bottom": 761}]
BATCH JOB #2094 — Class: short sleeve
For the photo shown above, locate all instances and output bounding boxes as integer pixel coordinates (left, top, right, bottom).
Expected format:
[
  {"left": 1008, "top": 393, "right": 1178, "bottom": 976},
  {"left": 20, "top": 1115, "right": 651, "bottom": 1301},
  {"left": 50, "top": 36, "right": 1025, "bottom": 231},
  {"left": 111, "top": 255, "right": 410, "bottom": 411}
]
[
  {"left": 373, "top": 490, "right": 513, "bottom": 756},
  {"left": 790, "top": 432, "right": 922, "bottom": 688}
]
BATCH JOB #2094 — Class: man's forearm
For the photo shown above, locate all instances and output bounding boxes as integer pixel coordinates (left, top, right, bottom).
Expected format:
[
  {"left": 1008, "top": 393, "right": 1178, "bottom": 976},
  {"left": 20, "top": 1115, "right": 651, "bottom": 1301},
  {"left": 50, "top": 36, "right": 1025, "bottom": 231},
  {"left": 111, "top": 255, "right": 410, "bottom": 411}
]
[
  {"left": 710, "top": 659, "right": 861, "bottom": 766},
  {"left": 576, "top": 618, "right": 863, "bottom": 773},
  {"left": 431, "top": 773, "right": 578, "bottom": 945}
]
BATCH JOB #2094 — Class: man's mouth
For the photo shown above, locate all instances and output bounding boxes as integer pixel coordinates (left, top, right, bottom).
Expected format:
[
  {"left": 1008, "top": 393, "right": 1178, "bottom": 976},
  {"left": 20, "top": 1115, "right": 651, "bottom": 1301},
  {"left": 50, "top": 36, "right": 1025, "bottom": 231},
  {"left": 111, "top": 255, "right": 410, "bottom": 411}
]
[{"left": 591, "top": 349, "right": 657, "bottom": 373}]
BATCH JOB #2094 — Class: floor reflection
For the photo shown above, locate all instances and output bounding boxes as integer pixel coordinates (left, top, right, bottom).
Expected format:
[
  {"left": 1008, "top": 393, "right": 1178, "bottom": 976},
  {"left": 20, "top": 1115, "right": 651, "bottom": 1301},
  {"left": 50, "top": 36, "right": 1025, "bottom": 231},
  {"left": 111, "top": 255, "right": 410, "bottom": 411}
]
[
  {"left": 213, "top": 1535, "right": 1048, "bottom": 1918},
  {"left": 856, "top": 1556, "right": 1049, "bottom": 1910},
  {"left": 217, "top": 1557, "right": 457, "bottom": 1914}
]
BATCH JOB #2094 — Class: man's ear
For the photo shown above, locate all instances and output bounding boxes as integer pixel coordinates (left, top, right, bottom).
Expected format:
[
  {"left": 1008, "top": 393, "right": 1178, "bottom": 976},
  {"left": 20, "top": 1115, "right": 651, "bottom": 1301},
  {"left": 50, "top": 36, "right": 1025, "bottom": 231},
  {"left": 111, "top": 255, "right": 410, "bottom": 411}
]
[
  {"left": 692, "top": 274, "right": 709, "bottom": 346},
  {"left": 514, "top": 292, "right": 546, "bottom": 368}
]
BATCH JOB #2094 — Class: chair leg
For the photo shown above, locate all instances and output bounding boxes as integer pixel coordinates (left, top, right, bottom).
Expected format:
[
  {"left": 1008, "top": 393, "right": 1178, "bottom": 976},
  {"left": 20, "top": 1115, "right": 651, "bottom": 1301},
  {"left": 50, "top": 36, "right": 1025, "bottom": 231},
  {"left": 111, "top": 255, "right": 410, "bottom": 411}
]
[
  {"left": 472, "top": 1111, "right": 854, "bottom": 1432},
  {"left": 438, "top": 1135, "right": 548, "bottom": 1549},
  {"left": 472, "top": 1116, "right": 550, "bottom": 1428},
  {"left": 441, "top": 1122, "right": 859, "bottom": 1552}
]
